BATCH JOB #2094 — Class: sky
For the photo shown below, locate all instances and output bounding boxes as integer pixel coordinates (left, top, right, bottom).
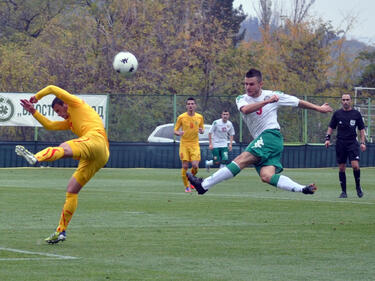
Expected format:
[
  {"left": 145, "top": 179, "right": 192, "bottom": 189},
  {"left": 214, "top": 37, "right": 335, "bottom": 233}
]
[{"left": 233, "top": 0, "right": 375, "bottom": 45}]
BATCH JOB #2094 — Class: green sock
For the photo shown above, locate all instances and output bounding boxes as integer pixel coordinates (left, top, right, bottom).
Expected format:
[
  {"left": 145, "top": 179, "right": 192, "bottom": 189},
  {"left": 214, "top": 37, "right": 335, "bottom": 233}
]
[
  {"left": 226, "top": 161, "right": 241, "bottom": 176},
  {"left": 270, "top": 174, "right": 280, "bottom": 187}
]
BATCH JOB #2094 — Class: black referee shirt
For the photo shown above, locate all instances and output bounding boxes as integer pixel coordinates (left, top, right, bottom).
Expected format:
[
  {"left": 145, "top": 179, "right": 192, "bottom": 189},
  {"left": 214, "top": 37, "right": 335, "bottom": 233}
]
[{"left": 329, "top": 109, "right": 365, "bottom": 141}]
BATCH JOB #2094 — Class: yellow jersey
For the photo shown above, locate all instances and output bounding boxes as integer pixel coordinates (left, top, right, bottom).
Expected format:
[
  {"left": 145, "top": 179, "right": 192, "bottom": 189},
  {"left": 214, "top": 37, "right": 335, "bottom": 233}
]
[
  {"left": 32, "top": 85, "right": 108, "bottom": 144},
  {"left": 174, "top": 112, "right": 204, "bottom": 144}
]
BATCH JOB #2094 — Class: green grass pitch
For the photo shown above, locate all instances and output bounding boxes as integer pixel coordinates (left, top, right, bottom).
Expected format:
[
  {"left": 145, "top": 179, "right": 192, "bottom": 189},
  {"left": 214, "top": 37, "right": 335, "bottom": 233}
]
[{"left": 1, "top": 167, "right": 374, "bottom": 281}]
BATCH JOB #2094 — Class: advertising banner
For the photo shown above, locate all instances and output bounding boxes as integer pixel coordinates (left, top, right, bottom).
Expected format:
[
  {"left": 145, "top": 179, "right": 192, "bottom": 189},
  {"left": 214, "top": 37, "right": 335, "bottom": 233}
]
[{"left": 0, "top": 93, "right": 108, "bottom": 127}]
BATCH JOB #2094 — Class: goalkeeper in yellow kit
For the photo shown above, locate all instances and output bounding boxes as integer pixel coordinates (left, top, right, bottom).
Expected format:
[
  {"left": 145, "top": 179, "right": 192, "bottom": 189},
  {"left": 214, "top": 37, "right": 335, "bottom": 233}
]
[{"left": 16, "top": 85, "right": 110, "bottom": 244}]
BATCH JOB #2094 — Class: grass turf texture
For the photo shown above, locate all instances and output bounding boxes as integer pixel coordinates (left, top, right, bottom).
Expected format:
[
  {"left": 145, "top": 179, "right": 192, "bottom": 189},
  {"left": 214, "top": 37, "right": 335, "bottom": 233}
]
[{"left": 0, "top": 167, "right": 374, "bottom": 281}]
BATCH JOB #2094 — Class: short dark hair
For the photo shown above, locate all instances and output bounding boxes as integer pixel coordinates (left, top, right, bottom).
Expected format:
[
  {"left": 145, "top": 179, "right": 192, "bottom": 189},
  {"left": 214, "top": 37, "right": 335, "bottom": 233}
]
[
  {"left": 246, "top": 68, "right": 262, "bottom": 82},
  {"left": 222, "top": 109, "right": 229, "bottom": 113},
  {"left": 52, "top": 97, "right": 64, "bottom": 108},
  {"left": 186, "top": 97, "right": 196, "bottom": 104}
]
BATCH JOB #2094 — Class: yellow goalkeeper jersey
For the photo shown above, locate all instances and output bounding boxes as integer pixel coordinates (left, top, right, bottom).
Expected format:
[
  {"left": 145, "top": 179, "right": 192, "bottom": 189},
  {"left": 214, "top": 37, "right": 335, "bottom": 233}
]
[
  {"left": 32, "top": 85, "right": 108, "bottom": 144},
  {"left": 174, "top": 112, "right": 204, "bottom": 144}
]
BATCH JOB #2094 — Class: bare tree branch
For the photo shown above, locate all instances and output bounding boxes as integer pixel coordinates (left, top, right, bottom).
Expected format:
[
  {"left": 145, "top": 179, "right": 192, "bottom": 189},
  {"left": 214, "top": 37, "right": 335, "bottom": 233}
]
[{"left": 291, "top": 0, "right": 315, "bottom": 24}]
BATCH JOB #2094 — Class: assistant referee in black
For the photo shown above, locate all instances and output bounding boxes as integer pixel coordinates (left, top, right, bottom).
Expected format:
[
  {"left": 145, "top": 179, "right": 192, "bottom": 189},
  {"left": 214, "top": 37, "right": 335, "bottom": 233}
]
[{"left": 325, "top": 94, "right": 366, "bottom": 198}]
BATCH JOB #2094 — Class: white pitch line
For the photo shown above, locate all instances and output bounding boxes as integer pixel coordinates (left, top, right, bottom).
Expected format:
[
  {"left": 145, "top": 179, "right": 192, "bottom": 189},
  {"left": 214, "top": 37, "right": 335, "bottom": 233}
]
[
  {"left": 0, "top": 247, "right": 78, "bottom": 260},
  {"left": 0, "top": 258, "right": 69, "bottom": 261},
  {"left": 105, "top": 190, "right": 375, "bottom": 205},
  {"left": 206, "top": 193, "right": 375, "bottom": 205}
]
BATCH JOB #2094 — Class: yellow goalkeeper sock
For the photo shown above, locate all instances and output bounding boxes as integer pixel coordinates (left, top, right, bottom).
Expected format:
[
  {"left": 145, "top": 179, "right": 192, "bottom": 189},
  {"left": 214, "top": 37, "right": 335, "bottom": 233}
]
[
  {"left": 181, "top": 168, "right": 189, "bottom": 187},
  {"left": 56, "top": 192, "right": 78, "bottom": 232},
  {"left": 35, "top": 146, "right": 65, "bottom": 162},
  {"left": 191, "top": 167, "right": 198, "bottom": 176}
]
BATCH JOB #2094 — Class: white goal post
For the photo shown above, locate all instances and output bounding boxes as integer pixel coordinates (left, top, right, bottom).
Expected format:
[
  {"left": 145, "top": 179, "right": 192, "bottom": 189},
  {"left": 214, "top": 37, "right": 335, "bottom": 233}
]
[{"left": 354, "top": 87, "right": 375, "bottom": 143}]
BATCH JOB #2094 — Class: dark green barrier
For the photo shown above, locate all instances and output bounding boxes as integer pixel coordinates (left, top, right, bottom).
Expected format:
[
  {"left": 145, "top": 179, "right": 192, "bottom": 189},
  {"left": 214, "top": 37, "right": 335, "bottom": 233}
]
[{"left": 1, "top": 142, "right": 374, "bottom": 168}]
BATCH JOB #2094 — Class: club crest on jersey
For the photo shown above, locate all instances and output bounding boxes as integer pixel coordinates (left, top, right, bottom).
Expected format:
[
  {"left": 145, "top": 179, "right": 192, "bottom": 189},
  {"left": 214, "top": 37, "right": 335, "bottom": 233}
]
[
  {"left": 350, "top": 120, "right": 356, "bottom": 126},
  {"left": 256, "top": 96, "right": 271, "bottom": 115}
]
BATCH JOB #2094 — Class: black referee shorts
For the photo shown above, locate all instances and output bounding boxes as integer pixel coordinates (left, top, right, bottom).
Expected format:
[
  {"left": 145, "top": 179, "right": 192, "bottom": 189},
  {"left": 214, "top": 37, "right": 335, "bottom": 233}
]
[{"left": 335, "top": 139, "right": 360, "bottom": 164}]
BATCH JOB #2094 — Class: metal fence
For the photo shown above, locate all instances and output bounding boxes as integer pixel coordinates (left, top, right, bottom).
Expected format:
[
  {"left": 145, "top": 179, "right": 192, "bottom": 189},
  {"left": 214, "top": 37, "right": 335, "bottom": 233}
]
[
  {"left": 1, "top": 94, "right": 374, "bottom": 144},
  {"left": 2, "top": 141, "right": 375, "bottom": 168}
]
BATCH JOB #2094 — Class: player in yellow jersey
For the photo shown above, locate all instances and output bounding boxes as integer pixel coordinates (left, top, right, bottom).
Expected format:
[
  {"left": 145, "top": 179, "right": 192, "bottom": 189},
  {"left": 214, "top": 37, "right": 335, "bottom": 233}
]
[
  {"left": 16, "top": 85, "right": 110, "bottom": 244},
  {"left": 174, "top": 97, "right": 204, "bottom": 192}
]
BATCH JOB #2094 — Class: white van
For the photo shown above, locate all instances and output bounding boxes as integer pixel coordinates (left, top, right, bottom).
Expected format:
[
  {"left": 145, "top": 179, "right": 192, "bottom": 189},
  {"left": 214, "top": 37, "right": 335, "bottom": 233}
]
[{"left": 147, "top": 123, "right": 212, "bottom": 144}]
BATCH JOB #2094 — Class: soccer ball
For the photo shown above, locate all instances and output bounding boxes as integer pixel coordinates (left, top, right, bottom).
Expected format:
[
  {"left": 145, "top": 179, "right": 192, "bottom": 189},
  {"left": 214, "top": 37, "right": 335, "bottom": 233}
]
[{"left": 113, "top": 51, "right": 138, "bottom": 77}]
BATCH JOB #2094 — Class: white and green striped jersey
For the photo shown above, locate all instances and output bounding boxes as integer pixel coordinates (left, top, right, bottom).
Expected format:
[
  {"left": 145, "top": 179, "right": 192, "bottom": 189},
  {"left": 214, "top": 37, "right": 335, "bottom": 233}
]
[
  {"left": 209, "top": 119, "right": 235, "bottom": 148},
  {"left": 236, "top": 90, "right": 299, "bottom": 139}
]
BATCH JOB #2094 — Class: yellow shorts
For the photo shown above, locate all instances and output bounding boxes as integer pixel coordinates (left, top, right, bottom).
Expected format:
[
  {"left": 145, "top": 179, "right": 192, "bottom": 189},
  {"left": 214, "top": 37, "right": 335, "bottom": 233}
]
[
  {"left": 66, "top": 131, "right": 110, "bottom": 187},
  {"left": 179, "top": 143, "right": 201, "bottom": 162}
]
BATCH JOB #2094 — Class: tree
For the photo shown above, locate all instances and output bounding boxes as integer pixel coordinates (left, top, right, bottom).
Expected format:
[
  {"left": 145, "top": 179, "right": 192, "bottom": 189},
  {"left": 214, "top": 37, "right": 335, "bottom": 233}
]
[
  {"left": 0, "top": 0, "right": 77, "bottom": 43},
  {"left": 0, "top": 0, "right": 365, "bottom": 143},
  {"left": 357, "top": 51, "right": 375, "bottom": 87},
  {"left": 255, "top": 0, "right": 272, "bottom": 37},
  {"left": 205, "top": 0, "right": 246, "bottom": 45},
  {"left": 290, "top": 0, "right": 315, "bottom": 24}
]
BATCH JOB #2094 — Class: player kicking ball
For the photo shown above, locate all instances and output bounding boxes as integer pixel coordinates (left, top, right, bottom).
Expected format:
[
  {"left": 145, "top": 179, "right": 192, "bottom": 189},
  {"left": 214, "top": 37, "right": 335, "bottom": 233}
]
[
  {"left": 16, "top": 85, "right": 109, "bottom": 244},
  {"left": 188, "top": 68, "right": 332, "bottom": 195}
]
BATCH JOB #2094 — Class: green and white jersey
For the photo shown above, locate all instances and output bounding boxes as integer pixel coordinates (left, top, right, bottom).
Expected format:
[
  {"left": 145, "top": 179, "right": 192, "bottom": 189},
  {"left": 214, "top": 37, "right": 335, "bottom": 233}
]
[
  {"left": 236, "top": 90, "right": 299, "bottom": 139},
  {"left": 209, "top": 119, "right": 235, "bottom": 148}
]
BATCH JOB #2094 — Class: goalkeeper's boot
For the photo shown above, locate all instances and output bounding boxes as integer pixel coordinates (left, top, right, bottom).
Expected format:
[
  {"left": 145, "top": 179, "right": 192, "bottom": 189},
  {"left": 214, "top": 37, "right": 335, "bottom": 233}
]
[
  {"left": 187, "top": 172, "right": 207, "bottom": 195},
  {"left": 302, "top": 183, "right": 317, "bottom": 195},
  {"left": 15, "top": 145, "right": 37, "bottom": 165},
  {"left": 45, "top": 231, "right": 66, "bottom": 244}
]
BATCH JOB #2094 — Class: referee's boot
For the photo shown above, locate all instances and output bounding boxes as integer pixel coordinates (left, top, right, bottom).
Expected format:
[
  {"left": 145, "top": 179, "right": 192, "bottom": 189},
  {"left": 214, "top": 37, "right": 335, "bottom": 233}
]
[
  {"left": 339, "top": 192, "right": 347, "bottom": 198},
  {"left": 356, "top": 187, "right": 363, "bottom": 198}
]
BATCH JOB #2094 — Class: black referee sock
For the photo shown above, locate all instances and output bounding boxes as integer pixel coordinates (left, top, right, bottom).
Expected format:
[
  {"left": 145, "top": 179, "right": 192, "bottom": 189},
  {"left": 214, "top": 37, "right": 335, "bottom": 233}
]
[
  {"left": 353, "top": 169, "right": 361, "bottom": 189},
  {"left": 339, "top": 172, "right": 346, "bottom": 193}
]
